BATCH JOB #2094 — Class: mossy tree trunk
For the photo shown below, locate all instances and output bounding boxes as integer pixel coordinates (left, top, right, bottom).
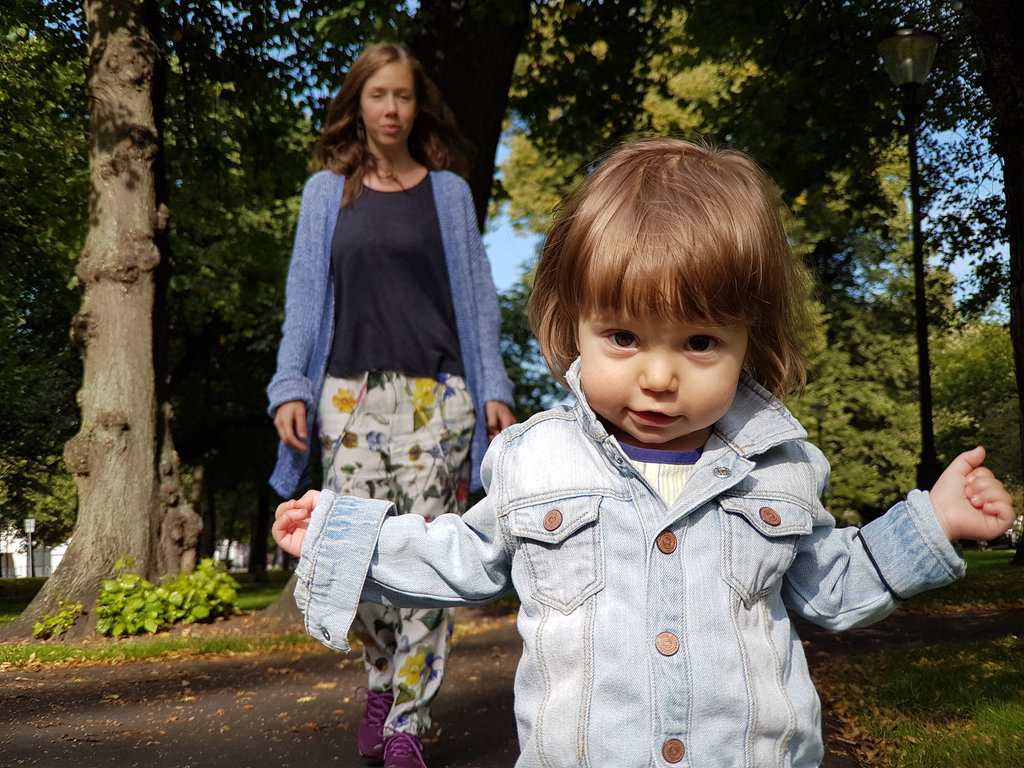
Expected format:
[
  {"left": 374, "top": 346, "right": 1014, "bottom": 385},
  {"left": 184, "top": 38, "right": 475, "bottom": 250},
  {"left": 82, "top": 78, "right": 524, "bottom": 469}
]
[{"left": 1, "top": 0, "right": 200, "bottom": 641}]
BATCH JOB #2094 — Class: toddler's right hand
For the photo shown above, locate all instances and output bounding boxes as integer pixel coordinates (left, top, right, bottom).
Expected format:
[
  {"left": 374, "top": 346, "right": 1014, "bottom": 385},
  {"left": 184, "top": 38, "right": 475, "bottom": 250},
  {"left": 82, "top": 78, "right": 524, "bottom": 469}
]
[{"left": 272, "top": 489, "right": 320, "bottom": 557}]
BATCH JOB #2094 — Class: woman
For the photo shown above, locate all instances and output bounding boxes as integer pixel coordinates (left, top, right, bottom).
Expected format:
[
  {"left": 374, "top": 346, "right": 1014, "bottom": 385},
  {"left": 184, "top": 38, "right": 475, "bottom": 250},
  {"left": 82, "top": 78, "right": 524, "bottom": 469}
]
[{"left": 267, "top": 42, "right": 516, "bottom": 768}]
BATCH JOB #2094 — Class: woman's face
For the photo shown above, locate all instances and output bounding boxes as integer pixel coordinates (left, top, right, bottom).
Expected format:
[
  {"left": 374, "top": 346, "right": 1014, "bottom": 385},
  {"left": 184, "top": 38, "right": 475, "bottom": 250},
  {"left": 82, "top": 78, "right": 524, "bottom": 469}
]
[{"left": 358, "top": 61, "right": 418, "bottom": 157}]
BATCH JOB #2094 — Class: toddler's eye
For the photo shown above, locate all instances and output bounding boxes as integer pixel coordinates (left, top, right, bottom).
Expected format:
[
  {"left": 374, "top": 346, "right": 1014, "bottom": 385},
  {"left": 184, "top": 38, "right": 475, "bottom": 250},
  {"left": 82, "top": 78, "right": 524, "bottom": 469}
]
[
  {"left": 687, "top": 335, "right": 718, "bottom": 352},
  {"left": 610, "top": 331, "right": 638, "bottom": 348}
]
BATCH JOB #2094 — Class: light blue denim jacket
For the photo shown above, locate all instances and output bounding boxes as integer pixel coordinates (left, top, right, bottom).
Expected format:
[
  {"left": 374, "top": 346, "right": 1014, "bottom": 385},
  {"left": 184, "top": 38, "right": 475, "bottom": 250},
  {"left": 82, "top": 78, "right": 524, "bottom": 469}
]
[
  {"left": 293, "top": 360, "right": 964, "bottom": 768},
  {"left": 267, "top": 169, "right": 514, "bottom": 497}
]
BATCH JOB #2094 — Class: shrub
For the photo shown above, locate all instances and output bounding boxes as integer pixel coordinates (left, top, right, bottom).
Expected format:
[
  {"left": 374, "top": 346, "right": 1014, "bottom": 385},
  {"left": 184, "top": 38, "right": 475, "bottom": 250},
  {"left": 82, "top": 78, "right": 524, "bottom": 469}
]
[
  {"left": 32, "top": 595, "right": 84, "bottom": 639},
  {"left": 95, "top": 557, "right": 239, "bottom": 637}
]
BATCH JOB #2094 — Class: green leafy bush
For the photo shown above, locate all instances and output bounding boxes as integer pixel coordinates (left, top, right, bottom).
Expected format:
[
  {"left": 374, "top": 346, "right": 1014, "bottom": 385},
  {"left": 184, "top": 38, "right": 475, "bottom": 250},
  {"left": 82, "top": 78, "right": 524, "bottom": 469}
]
[
  {"left": 95, "top": 557, "right": 239, "bottom": 637},
  {"left": 32, "top": 595, "right": 83, "bottom": 639}
]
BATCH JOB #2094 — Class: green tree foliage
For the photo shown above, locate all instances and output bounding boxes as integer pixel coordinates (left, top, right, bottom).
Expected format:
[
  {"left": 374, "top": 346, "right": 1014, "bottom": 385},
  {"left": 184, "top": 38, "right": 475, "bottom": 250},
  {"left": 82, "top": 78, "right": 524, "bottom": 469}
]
[
  {"left": 4, "top": 0, "right": 1020, "bottom": 576},
  {"left": 498, "top": 267, "right": 562, "bottom": 421},
  {"left": 496, "top": 1, "right": 1020, "bottom": 523},
  {"left": 155, "top": 3, "right": 315, "bottom": 563},
  {"left": 933, "top": 322, "right": 1020, "bottom": 489},
  {"left": 0, "top": 18, "right": 88, "bottom": 544}
]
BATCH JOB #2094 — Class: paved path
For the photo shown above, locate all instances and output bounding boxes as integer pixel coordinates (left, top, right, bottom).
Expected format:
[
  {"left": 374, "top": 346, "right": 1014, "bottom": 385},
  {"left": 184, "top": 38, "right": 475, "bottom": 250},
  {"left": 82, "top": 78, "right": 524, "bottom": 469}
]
[{"left": 1, "top": 611, "right": 519, "bottom": 768}]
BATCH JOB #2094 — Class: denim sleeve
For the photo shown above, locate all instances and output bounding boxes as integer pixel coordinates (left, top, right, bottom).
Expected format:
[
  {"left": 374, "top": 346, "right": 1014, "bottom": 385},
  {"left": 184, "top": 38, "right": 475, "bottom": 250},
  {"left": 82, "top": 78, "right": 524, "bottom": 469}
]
[
  {"left": 293, "top": 489, "right": 514, "bottom": 653},
  {"left": 857, "top": 489, "right": 965, "bottom": 598},
  {"left": 293, "top": 490, "right": 392, "bottom": 652},
  {"left": 784, "top": 489, "right": 964, "bottom": 631}
]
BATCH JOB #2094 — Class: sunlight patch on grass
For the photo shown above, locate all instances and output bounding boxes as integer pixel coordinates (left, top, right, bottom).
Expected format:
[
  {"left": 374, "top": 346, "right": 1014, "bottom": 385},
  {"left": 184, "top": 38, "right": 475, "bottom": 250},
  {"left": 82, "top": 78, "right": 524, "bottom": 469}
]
[
  {"left": 0, "top": 631, "right": 317, "bottom": 669},
  {"left": 816, "top": 636, "right": 1024, "bottom": 768}
]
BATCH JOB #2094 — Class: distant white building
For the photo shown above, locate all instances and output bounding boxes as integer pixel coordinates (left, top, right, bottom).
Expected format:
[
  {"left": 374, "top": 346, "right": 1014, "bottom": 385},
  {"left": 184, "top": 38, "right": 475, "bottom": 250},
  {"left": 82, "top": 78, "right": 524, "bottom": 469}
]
[
  {"left": 215, "top": 539, "right": 250, "bottom": 571},
  {"left": 0, "top": 527, "right": 67, "bottom": 578}
]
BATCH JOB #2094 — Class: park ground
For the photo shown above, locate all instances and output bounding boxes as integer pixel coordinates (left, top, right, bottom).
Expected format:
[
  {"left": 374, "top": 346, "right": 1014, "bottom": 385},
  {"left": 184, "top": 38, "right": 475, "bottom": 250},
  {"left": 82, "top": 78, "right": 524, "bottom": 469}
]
[{"left": 1, "top": 553, "right": 1022, "bottom": 767}]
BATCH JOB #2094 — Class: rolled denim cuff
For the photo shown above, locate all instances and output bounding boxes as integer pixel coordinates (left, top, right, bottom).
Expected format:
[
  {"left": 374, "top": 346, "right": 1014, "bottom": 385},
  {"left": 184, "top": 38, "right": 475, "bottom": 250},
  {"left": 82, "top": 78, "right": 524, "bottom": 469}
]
[
  {"left": 859, "top": 489, "right": 965, "bottom": 599},
  {"left": 293, "top": 490, "right": 393, "bottom": 652}
]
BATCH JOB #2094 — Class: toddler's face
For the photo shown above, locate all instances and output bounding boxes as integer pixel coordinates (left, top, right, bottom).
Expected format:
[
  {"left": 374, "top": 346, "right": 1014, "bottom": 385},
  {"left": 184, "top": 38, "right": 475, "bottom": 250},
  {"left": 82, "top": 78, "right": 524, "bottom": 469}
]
[{"left": 577, "top": 313, "right": 748, "bottom": 451}]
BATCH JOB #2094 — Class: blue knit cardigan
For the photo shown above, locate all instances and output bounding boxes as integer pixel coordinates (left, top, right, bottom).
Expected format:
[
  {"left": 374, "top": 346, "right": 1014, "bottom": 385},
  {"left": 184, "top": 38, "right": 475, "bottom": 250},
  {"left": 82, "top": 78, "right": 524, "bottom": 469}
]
[{"left": 267, "top": 169, "right": 514, "bottom": 497}]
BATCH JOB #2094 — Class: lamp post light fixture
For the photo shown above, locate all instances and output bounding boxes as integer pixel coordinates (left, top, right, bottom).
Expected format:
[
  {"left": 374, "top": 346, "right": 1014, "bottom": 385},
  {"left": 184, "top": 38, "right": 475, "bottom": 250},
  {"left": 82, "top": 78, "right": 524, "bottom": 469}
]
[{"left": 878, "top": 27, "right": 943, "bottom": 490}]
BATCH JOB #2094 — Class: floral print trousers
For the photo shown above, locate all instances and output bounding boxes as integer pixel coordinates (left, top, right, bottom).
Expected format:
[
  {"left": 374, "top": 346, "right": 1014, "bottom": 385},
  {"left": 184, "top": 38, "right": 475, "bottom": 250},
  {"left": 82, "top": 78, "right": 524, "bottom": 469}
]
[{"left": 318, "top": 371, "right": 475, "bottom": 736}]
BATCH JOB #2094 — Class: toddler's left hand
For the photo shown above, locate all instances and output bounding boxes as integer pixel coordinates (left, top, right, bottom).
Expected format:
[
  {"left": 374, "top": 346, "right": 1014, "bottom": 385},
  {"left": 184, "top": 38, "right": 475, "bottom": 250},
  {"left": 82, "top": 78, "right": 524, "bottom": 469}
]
[
  {"left": 931, "top": 447, "right": 1015, "bottom": 542},
  {"left": 272, "top": 489, "right": 320, "bottom": 557}
]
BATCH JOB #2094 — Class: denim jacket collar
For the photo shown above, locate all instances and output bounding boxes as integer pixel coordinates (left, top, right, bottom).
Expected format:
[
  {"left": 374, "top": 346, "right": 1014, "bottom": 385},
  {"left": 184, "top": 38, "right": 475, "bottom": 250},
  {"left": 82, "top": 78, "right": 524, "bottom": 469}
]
[{"left": 564, "top": 357, "right": 807, "bottom": 462}]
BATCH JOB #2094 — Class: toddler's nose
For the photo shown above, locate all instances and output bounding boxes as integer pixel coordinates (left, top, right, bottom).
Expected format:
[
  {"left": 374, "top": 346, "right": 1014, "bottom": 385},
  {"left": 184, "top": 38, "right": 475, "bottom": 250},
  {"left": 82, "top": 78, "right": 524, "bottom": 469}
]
[{"left": 639, "top": 357, "right": 678, "bottom": 392}]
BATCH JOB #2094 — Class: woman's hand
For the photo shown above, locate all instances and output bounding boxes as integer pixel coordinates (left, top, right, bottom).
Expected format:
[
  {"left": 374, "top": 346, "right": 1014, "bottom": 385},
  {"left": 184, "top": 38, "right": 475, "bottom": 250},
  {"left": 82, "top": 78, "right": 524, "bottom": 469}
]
[
  {"left": 274, "top": 400, "right": 308, "bottom": 451},
  {"left": 485, "top": 401, "right": 516, "bottom": 441}
]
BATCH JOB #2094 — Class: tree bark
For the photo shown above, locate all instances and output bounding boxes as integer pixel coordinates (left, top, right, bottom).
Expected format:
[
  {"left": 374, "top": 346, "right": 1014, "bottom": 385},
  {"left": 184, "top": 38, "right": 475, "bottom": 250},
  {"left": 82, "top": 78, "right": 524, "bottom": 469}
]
[
  {"left": 0, "top": 0, "right": 200, "bottom": 640},
  {"left": 410, "top": 0, "right": 533, "bottom": 229},
  {"left": 964, "top": 1, "right": 1024, "bottom": 566}
]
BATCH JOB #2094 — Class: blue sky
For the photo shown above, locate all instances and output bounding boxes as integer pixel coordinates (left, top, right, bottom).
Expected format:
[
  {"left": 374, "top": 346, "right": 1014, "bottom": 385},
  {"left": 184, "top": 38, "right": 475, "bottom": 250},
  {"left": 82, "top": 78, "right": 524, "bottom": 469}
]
[{"left": 482, "top": 215, "right": 542, "bottom": 292}]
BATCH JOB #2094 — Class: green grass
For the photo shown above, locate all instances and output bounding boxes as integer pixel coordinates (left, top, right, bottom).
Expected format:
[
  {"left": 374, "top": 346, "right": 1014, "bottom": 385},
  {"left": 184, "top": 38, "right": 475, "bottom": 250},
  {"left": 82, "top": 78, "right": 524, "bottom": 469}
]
[
  {"left": 233, "top": 571, "right": 292, "bottom": 611},
  {"left": 0, "top": 569, "right": 296, "bottom": 668},
  {"left": 901, "top": 549, "right": 1024, "bottom": 613},
  {"left": 816, "top": 549, "right": 1024, "bottom": 767},
  {"left": 820, "top": 637, "right": 1024, "bottom": 767},
  {"left": 0, "top": 576, "right": 47, "bottom": 625},
  {"left": 0, "top": 631, "right": 316, "bottom": 668},
  {"left": 0, "top": 569, "right": 290, "bottom": 627}
]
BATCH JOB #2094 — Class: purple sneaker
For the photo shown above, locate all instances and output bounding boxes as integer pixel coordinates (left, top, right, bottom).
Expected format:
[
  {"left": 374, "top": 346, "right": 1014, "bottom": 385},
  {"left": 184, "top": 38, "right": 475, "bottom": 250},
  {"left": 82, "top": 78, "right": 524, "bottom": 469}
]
[
  {"left": 357, "top": 687, "right": 394, "bottom": 760},
  {"left": 383, "top": 732, "right": 427, "bottom": 768}
]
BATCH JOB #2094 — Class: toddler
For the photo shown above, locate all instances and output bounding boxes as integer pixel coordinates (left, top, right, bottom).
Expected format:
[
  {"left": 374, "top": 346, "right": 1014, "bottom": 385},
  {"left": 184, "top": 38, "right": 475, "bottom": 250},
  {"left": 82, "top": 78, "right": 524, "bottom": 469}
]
[{"left": 274, "top": 137, "right": 1013, "bottom": 768}]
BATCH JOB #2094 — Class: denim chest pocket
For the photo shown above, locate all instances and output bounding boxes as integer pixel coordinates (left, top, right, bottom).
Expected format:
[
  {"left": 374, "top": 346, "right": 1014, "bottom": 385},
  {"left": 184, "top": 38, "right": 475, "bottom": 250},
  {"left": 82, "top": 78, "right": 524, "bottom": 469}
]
[
  {"left": 508, "top": 496, "right": 605, "bottom": 614},
  {"left": 719, "top": 495, "right": 814, "bottom": 607}
]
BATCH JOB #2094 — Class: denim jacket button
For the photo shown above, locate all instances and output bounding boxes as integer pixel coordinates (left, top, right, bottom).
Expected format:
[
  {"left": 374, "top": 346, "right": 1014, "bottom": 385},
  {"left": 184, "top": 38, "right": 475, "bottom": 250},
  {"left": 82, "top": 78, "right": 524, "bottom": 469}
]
[
  {"left": 713, "top": 466, "right": 731, "bottom": 478},
  {"left": 656, "top": 531, "right": 677, "bottom": 554},
  {"left": 321, "top": 627, "right": 331, "bottom": 642},
  {"left": 543, "top": 509, "right": 563, "bottom": 531},
  {"left": 655, "top": 631, "right": 679, "bottom": 656},
  {"left": 759, "top": 506, "right": 782, "bottom": 526},
  {"left": 662, "top": 739, "right": 685, "bottom": 763}
]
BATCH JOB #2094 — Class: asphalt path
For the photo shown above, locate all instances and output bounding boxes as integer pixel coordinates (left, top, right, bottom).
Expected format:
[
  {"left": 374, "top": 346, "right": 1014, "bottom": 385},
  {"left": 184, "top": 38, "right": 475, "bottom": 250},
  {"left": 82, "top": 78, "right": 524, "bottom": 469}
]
[{"left": 1, "top": 609, "right": 520, "bottom": 768}]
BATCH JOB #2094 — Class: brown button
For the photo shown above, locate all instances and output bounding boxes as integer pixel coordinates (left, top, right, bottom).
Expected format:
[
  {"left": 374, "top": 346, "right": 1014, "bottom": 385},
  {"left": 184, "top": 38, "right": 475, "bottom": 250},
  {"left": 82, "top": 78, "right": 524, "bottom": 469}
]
[
  {"left": 759, "top": 506, "right": 782, "bottom": 526},
  {"left": 543, "top": 509, "right": 562, "bottom": 531},
  {"left": 655, "top": 631, "right": 679, "bottom": 656},
  {"left": 714, "top": 466, "right": 731, "bottom": 477},
  {"left": 656, "top": 531, "right": 677, "bottom": 554},
  {"left": 662, "top": 739, "right": 685, "bottom": 763}
]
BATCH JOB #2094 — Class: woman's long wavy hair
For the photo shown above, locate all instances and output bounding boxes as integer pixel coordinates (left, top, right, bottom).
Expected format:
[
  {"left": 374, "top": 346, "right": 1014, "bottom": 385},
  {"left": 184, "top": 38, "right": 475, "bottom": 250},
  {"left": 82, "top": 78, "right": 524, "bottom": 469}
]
[{"left": 316, "top": 42, "right": 472, "bottom": 208}]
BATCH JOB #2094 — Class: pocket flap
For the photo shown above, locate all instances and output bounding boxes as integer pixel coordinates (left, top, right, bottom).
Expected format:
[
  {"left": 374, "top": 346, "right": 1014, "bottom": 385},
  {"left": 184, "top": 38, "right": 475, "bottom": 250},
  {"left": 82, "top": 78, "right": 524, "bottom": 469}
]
[
  {"left": 719, "top": 495, "right": 814, "bottom": 537},
  {"left": 508, "top": 495, "right": 601, "bottom": 544}
]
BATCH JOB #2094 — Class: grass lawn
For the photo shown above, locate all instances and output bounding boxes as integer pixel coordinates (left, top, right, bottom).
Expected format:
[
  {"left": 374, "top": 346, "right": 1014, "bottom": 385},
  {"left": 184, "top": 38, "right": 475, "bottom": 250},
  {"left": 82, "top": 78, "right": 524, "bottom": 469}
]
[
  {"left": 0, "top": 576, "right": 47, "bottom": 626},
  {"left": 900, "top": 547, "right": 1024, "bottom": 613},
  {"left": 817, "top": 636, "right": 1023, "bottom": 767},
  {"left": 0, "top": 569, "right": 290, "bottom": 626},
  {"left": 815, "top": 548, "right": 1024, "bottom": 767},
  {"left": 0, "top": 569, "right": 300, "bottom": 667}
]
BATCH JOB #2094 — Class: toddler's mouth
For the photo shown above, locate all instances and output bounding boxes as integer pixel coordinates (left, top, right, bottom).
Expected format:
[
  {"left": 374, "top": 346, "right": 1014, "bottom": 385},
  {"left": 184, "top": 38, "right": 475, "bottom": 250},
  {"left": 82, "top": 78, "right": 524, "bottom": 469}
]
[{"left": 630, "top": 410, "right": 677, "bottom": 427}]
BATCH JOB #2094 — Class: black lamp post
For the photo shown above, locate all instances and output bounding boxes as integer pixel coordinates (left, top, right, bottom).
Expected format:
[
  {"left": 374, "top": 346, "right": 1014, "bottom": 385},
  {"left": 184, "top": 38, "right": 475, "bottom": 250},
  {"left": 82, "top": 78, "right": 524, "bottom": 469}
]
[
  {"left": 811, "top": 402, "right": 828, "bottom": 449},
  {"left": 878, "top": 27, "right": 943, "bottom": 490}
]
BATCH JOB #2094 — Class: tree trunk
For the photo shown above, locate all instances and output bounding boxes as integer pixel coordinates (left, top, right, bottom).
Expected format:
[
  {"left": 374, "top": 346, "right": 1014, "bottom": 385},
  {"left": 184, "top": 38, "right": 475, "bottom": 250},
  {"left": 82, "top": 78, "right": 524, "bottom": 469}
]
[
  {"left": 965, "top": 1, "right": 1024, "bottom": 566},
  {"left": 249, "top": 480, "right": 271, "bottom": 581},
  {"left": 0, "top": 0, "right": 200, "bottom": 641},
  {"left": 410, "top": 0, "right": 533, "bottom": 228}
]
